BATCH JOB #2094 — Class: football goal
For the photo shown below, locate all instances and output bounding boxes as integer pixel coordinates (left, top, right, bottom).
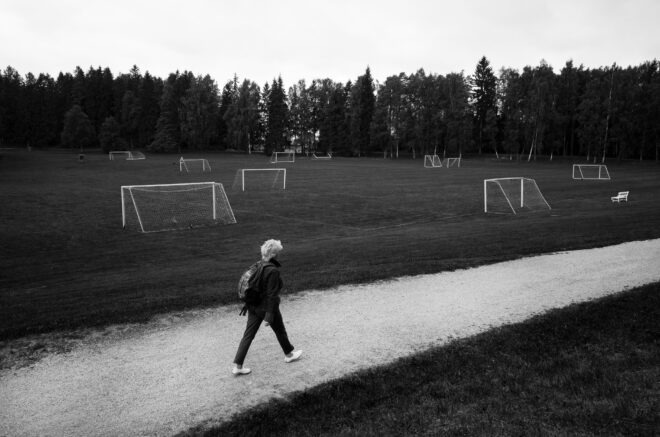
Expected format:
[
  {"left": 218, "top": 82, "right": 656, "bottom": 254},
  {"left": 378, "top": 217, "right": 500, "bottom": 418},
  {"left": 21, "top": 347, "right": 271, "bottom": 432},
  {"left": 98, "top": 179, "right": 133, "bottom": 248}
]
[
  {"left": 424, "top": 155, "right": 442, "bottom": 168},
  {"left": 179, "top": 157, "right": 211, "bottom": 173},
  {"left": 232, "top": 168, "right": 286, "bottom": 191},
  {"left": 270, "top": 151, "right": 295, "bottom": 163},
  {"left": 484, "top": 177, "right": 551, "bottom": 214},
  {"left": 572, "top": 164, "right": 610, "bottom": 180},
  {"left": 109, "top": 150, "right": 145, "bottom": 160},
  {"left": 121, "top": 182, "right": 236, "bottom": 233},
  {"left": 311, "top": 152, "right": 332, "bottom": 160},
  {"left": 443, "top": 156, "right": 462, "bottom": 168}
]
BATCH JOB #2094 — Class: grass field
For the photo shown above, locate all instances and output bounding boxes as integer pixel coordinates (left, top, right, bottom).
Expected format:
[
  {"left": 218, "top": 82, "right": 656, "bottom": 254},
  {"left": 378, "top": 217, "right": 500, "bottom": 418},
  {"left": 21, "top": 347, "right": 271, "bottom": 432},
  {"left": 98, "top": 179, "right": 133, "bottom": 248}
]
[
  {"left": 1, "top": 149, "right": 659, "bottom": 339},
  {"left": 196, "top": 283, "right": 660, "bottom": 437}
]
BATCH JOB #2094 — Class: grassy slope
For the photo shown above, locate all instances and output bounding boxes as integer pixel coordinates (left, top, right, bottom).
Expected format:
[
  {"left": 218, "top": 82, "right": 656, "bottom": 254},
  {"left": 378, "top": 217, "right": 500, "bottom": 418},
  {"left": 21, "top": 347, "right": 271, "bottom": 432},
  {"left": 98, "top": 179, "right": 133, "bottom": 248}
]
[
  {"left": 194, "top": 283, "right": 660, "bottom": 437},
  {"left": 1, "top": 150, "right": 659, "bottom": 339}
]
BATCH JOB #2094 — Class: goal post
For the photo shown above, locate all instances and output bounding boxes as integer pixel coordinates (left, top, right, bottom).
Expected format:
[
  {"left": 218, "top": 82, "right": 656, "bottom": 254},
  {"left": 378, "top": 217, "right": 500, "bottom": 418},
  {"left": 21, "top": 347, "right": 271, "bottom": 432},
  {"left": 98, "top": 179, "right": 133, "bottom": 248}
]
[
  {"left": 270, "top": 151, "right": 295, "bottom": 163},
  {"left": 484, "top": 177, "right": 551, "bottom": 214},
  {"left": 127, "top": 151, "right": 145, "bottom": 160},
  {"left": 232, "top": 168, "right": 286, "bottom": 191},
  {"left": 423, "top": 155, "right": 442, "bottom": 168},
  {"left": 179, "top": 157, "right": 211, "bottom": 172},
  {"left": 572, "top": 164, "right": 610, "bottom": 180},
  {"left": 121, "top": 182, "right": 236, "bottom": 233},
  {"left": 109, "top": 151, "right": 146, "bottom": 160},
  {"left": 443, "top": 157, "right": 462, "bottom": 168},
  {"left": 109, "top": 151, "right": 130, "bottom": 160}
]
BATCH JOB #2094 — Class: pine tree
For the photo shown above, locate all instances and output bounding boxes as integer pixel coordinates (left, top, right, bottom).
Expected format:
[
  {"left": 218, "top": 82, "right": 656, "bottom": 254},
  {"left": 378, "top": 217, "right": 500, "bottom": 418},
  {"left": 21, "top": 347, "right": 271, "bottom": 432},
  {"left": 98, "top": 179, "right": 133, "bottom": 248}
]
[
  {"left": 138, "top": 72, "right": 161, "bottom": 147},
  {"left": 148, "top": 79, "right": 179, "bottom": 152},
  {"left": 264, "top": 76, "right": 288, "bottom": 155},
  {"left": 23, "top": 73, "right": 59, "bottom": 147},
  {"left": 320, "top": 83, "right": 349, "bottom": 155},
  {"left": 472, "top": 56, "right": 498, "bottom": 154},
  {"left": 180, "top": 74, "right": 220, "bottom": 150},
  {"left": 445, "top": 72, "right": 472, "bottom": 156},
  {"left": 349, "top": 67, "right": 375, "bottom": 156},
  {"left": 120, "top": 90, "right": 140, "bottom": 148},
  {"left": 217, "top": 80, "right": 235, "bottom": 149},
  {"left": 222, "top": 78, "right": 261, "bottom": 152},
  {"left": 0, "top": 66, "right": 26, "bottom": 146}
]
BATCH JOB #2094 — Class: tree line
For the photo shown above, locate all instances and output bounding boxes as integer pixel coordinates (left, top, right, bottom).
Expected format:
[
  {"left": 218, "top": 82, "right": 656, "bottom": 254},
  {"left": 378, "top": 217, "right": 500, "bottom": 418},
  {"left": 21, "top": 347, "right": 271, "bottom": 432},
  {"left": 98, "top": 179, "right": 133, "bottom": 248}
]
[{"left": 1, "top": 57, "right": 659, "bottom": 160}]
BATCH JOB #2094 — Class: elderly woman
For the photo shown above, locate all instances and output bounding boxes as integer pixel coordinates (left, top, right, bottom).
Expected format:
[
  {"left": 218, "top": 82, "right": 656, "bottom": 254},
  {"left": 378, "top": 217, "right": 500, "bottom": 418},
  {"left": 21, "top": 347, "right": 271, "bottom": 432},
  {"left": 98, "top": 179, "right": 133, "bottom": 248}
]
[{"left": 232, "top": 239, "right": 302, "bottom": 375}]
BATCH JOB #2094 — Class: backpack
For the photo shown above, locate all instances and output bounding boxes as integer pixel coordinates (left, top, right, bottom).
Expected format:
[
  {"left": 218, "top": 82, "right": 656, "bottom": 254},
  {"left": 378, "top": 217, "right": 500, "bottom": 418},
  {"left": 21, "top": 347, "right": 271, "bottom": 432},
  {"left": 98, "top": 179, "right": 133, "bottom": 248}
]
[{"left": 237, "top": 261, "right": 266, "bottom": 312}]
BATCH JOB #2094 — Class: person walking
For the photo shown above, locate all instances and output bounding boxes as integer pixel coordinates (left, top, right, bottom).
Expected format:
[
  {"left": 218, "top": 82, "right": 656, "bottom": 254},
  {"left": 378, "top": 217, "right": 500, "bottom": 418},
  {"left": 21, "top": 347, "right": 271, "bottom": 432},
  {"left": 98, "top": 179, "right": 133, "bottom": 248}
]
[{"left": 232, "top": 239, "right": 302, "bottom": 375}]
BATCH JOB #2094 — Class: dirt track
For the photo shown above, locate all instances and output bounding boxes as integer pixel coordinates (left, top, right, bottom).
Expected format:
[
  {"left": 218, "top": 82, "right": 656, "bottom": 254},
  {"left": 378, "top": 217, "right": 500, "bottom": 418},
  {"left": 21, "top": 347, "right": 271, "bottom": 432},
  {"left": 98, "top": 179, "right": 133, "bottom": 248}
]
[{"left": 1, "top": 239, "right": 659, "bottom": 437}]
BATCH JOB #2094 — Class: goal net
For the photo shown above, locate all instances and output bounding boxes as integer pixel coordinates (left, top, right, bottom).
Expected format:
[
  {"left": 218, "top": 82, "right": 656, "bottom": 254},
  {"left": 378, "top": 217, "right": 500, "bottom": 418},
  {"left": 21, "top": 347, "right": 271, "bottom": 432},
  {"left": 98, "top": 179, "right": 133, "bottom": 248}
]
[
  {"left": 484, "top": 177, "right": 551, "bottom": 214},
  {"left": 232, "top": 168, "right": 286, "bottom": 191},
  {"left": 121, "top": 182, "right": 236, "bottom": 233},
  {"left": 443, "top": 157, "right": 461, "bottom": 168},
  {"left": 270, "top": 151, "right": 295, "bottom": 163},
  {"left": 424, "top": 155, "right": 442, "bottom": 168},
  {"left": 572, "top": 164, "right": 610, "bottom": 180},
  {"left": 179, "top": 157, "right": 211, "bottom": 172},
  {"left": 109, "top": 151, "right": 146, "bottom": 160}
]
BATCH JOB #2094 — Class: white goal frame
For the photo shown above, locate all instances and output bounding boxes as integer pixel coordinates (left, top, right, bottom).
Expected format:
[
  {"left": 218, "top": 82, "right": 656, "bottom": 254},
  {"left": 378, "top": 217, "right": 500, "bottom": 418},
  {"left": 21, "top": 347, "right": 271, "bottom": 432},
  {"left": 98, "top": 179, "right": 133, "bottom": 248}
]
[
  {"left": 484, "top": 177, "right": 551, "bottom": 214},
  {"left": 443, "top": 157, "right": 462, "bottom": 168},
  {"left": 121, "top": 182, "right": 235, "bottom": 233},
  {"left": 424, "top": 154, "right": 442, "bottom": 168},
  {"left": 179, "top": 157, "right": 211, "bottom": 172},
  {"left": 270, "top": 151, "right": 295, "bottom": 163},
  {"left": 233, "top": 168, "right": 286, "bottom": 191},
  {"left": 109, "top": 151, "right": 145, "bottom": 160},
  {"left": 572, "top": 164, "right": 610, "bottom": 180},
  {"left": 311, "top": 152, "right": 332, "bottom": 160}
]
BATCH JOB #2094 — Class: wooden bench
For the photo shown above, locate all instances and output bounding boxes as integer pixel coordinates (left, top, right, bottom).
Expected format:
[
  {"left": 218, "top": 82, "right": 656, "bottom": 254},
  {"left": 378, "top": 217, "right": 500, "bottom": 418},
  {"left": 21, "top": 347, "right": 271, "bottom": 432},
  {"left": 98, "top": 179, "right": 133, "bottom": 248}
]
[{"left": 611, "top": 191, "right": 629, "bottom": 202}]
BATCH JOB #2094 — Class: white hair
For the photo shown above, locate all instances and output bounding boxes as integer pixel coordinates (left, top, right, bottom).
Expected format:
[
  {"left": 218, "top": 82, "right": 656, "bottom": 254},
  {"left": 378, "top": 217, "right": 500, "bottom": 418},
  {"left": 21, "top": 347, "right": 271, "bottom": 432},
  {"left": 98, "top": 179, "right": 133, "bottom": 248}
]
[{"left": 260, "top": 239, "right": 283, "bottom": 261}]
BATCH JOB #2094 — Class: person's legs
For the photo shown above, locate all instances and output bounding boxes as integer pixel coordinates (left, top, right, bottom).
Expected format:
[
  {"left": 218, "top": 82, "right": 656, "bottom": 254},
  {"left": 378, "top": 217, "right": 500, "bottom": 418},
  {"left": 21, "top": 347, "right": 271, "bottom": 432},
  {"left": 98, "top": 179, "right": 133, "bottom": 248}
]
[
  {"left": 233, "top": 310, "right": 263, "bottom": 366},
  {"left": 268, "top": 309, "right": 294, "bottom": 355}
]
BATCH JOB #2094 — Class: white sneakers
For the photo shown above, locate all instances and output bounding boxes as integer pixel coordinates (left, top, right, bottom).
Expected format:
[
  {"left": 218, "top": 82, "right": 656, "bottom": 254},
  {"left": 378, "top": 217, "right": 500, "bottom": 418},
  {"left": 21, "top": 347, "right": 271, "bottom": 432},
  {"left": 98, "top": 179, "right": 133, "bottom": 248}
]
[
  {"left": 232, "top": 366, "right": 251, "bottom": 376},
  {"left": 233, "top": 350, "right": 302, "bottom": 375},
  {"left": 284, "top": 349, "right": 303, "bottom": 363}
]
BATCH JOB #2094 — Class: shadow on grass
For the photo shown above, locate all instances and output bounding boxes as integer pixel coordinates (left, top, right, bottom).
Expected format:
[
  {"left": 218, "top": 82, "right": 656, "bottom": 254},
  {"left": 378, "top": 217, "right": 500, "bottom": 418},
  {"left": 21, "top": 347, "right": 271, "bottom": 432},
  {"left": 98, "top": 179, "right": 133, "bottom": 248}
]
[{"left": 183, "top": 283, "right": 660, "bottom": 437}]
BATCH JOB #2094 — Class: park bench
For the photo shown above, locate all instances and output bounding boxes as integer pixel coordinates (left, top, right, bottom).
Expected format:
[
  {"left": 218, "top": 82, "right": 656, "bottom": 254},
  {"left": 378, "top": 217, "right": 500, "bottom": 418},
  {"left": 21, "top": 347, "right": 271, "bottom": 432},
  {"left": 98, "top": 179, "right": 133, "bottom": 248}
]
[{"left": 611, "top": 191, "right": 629, "bottom": 203}]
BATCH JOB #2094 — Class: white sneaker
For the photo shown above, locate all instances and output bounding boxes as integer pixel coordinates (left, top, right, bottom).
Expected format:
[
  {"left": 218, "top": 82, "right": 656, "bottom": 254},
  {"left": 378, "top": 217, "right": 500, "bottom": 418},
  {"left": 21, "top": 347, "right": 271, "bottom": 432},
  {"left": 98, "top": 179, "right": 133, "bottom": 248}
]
[
  {"left": 284, "top": 350, "right": 303, "bottom": 363},
  {"left": 232, "top": 366, "right": 251, "bottom": 375}
]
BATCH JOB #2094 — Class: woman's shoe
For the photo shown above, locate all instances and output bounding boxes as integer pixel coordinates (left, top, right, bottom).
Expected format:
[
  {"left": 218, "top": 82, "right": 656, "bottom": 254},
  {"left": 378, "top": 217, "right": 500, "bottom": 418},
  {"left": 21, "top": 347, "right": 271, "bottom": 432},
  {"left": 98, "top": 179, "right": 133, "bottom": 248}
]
[
  {"left": 284, "top": 350, "right": 303, "bottom": 363},
  {"left": 232, "top": 366, "right": 251, "bottom": 375}
]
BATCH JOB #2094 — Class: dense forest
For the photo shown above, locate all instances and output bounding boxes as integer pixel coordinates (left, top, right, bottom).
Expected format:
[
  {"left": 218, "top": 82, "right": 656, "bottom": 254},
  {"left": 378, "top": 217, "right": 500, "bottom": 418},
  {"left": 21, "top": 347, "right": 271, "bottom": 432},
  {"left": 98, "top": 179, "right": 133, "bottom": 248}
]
[{"left": 1, "top": 57, "right": 659, "bottom": 160}]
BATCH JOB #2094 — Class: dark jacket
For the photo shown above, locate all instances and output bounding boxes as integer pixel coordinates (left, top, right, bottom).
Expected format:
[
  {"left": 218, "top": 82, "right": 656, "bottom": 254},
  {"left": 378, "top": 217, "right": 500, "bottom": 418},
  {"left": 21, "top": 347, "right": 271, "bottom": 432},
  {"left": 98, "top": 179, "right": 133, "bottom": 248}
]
[{"left": 253, "top": 258, "right": 283, "bottom": 324}]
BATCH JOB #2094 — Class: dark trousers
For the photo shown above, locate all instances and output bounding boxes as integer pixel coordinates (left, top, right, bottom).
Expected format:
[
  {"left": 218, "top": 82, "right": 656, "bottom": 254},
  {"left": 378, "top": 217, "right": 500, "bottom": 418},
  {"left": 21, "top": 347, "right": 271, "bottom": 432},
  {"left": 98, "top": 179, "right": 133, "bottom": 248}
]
[{"left": 233, "top": 307, "right": 294, "bottom": 365}]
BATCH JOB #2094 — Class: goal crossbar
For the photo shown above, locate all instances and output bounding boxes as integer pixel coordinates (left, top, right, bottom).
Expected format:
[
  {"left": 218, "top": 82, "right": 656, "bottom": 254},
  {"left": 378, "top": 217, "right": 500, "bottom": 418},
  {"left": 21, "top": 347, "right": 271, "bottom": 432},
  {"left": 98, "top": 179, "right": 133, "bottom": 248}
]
[
  {"left": 121, "top": 182, "right": 235, "bottom": 232},
  {"left": 572, "top": 164, "right": 610, "bottom": 180},
  {"left": 484, "top": 177, "right": 551, "bottom": 214},
  {"left": 444, "top": 157, "right": 462, "bottom": 168},
  {"left": 179, "top": 157, "right": 211, "bottom": 172},
  {"left": 270, "top": 152, "right": 295, "bottom": 163},
  {"left": 424, "top": 154, "right": 442, "bottom": 168},
  {"left": 233, "top": 168, "right": 287, "bottom": 191},
  {"left": 109, "top": 151, "right": 145, "bottom": 160},
  {"left": 109, "top": 151, "right": 130, "bottom": 160}
]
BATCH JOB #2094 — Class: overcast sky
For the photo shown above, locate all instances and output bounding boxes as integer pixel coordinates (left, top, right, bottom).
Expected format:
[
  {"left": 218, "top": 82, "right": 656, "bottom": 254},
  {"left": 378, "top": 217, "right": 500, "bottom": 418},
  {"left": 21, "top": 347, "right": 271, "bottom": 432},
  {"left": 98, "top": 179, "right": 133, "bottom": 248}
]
[{"left": 2, "top": 0, "right": 658, "bottom": 87}]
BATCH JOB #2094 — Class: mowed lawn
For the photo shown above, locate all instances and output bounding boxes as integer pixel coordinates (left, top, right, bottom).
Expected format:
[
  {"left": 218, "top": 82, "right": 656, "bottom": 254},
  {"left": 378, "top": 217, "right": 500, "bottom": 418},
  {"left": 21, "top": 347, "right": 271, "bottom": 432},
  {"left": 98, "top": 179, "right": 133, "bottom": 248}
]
[{"left": 1, "top": 150, "right": 659, "bottom": 339}]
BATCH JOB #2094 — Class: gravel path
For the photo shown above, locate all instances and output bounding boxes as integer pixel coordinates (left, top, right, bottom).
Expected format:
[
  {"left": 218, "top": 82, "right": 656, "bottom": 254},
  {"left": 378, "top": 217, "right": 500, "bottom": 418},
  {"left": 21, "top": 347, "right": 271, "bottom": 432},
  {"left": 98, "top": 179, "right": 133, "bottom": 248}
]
[{"left": 1, "top": 239, "right": 660, "bottom": 437}]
